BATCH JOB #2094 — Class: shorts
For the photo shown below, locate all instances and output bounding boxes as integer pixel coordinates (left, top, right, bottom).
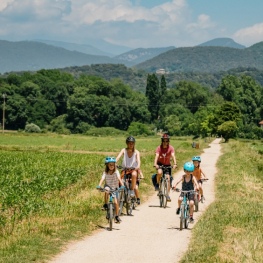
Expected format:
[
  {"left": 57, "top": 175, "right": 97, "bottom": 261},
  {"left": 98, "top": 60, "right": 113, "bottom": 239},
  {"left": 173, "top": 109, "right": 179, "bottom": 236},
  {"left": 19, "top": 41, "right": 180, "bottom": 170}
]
[
  {"left": 121, "top": 169, "right": 140, "bottom": 185},
  {"left": 180, "top": 192, "right": 195, "bottom": 201}
]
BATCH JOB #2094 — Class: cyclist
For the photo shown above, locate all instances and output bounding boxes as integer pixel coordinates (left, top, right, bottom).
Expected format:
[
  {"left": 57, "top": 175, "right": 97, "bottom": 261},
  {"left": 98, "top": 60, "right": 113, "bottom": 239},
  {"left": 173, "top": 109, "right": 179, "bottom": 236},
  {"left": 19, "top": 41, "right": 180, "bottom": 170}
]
[
  {"left": 173, "top": 162, "right": 199, "bottom": 222},
  {"left": 153, "top": 133, "right": 177, "bottom": 202},
  {"left": 116, "top": 136, "right": 141, "bottom": 205},
  {"left": 192, "top": 156, "right": 208, "bottom": 202},
  {"left": 97, "top": 156, "right": 123, "bottom": 223}
]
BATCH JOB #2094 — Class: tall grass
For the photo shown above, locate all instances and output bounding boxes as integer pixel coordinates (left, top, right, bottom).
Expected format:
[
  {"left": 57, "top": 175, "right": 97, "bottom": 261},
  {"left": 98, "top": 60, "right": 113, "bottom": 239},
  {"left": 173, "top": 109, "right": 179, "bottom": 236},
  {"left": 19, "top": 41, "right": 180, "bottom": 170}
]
[
  {"left": 0, "top": 133, "right": 208, "bottom": 263},
  {"left": 180, "top": 139, "right": 263, "bottom": 263}
]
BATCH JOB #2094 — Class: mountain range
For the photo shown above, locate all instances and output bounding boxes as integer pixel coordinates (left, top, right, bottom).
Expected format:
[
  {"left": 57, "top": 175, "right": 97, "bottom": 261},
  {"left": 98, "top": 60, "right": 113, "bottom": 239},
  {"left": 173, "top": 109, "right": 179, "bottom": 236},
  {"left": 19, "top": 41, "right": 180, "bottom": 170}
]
[{"left": 0, "top": 37, "right": 262, "bottom": 74}]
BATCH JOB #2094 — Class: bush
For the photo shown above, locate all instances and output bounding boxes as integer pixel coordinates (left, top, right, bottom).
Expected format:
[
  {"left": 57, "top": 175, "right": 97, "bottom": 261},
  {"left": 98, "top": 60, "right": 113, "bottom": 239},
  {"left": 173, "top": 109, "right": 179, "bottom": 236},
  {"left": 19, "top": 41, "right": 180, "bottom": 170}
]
[
  {"left": 85, "top": 127, "right": 127, "bottom": 136},
  {"left": 127, "top": 122, "right": 154, "bottom": 136},
  {"left": 47, "top": 115, "right": 71, "bottom": 135},
  {"left": 25, "top": 123, "right": 41, "bottom": 133}
]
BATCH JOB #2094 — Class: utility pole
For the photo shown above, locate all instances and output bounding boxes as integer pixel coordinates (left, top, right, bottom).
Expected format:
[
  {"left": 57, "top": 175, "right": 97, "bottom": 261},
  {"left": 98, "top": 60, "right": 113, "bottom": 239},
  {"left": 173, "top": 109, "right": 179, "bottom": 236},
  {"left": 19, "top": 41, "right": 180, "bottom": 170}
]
[{"left": 2, "top": 93, "right": 6, "bottom": 133}]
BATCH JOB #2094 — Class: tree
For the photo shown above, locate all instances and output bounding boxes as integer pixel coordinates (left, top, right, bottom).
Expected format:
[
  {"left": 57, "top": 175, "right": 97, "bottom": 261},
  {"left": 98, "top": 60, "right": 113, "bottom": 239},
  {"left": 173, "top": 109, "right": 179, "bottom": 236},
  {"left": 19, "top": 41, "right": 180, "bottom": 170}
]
[
  {"left": 145, "top": 74, "right": 160, "bottom": 121},
  {"left": 217, "top": 121, "right": 238, "bottom": 142}
]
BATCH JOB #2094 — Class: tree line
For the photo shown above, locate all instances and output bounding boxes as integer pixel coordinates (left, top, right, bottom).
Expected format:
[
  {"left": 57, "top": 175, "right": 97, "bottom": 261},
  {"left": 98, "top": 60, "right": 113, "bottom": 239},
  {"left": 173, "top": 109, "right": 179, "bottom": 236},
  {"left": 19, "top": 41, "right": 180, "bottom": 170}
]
[{"left": 0, "top": 68, "right": 262, "bottom": 140}]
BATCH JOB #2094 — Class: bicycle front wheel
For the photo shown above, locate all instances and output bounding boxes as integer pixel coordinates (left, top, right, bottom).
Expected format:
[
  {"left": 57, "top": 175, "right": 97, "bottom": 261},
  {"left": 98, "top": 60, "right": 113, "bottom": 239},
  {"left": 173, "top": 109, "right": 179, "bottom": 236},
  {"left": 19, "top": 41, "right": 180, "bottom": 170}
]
[
  {"left": 185, "top": 205, "right": 189, "bottom": 229},
  {"left": 118, "top": 191, "right": 124, "bottom": 216},
  {"left": 163, "top": 179, "right": 168, "bottom": 208},
  {"left": 194, "top": 193, "right": 199, "bottom": 212},
  {"left": 159, "top": 180, "right": 164, "bottom": 207},
  {"left": 180, "top": 205, "right": 184, "bottom": 231},
  {"left": 108, "top": 203, "right": 113, "bottom": 231}
]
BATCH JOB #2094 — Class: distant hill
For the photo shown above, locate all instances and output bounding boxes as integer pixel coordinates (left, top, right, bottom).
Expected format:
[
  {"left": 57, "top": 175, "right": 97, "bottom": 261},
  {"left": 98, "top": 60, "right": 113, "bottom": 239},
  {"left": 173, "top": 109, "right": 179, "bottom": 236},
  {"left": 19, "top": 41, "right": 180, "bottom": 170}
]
[
  {"left": 114, "top": 46, "right": 175, "bottom": 66},
  {"left": 135, "top": 42, "right": 263, "bottom": 73},
  {"left": 34, "top": 39, "right": 113, "bottom": 57},
  {"left": 198, "top": 37, "right": 246, "bottom": 49},
  {"left": 0, "top": 40, "right": 121, "bottom": 74}
]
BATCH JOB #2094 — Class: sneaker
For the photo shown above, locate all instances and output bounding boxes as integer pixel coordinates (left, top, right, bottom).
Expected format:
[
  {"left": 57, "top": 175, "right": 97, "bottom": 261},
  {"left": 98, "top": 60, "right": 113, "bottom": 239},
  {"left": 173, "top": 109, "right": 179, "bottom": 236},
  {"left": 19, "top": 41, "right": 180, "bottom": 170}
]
[
  {"left": 166, "top": 195, "right": 171, "bottom": 202},
  {"left": 102, "top": 204, "right": 108, "bottom": 210},
  {"left": 176, "top": 208, "right": 180, "bottom": 215},
  {"left": 130, "top": 190, "right": 135, "bottom": 197},
  {"left": 190, "top": 217, "right": 194, "bottom": 223},
  {"left": 155, "top": 183, "right": 159, "bottom": 191},
  {"left": 115, "top": 216, "right": 122, "bottom": 224},
  {"left": 137, "top": 198, "right": 141, "bottom": 205}
]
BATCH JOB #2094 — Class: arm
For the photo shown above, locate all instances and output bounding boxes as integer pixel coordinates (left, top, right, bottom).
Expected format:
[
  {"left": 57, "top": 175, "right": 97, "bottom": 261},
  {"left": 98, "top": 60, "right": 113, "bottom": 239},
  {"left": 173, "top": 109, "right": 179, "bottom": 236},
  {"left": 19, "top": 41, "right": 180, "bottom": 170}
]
[
  {"left": 98, "top": 174, "right": 105, "bottom": 187},
  {"left": 116, "top": 148, "right": 125, "bottom": 163},
  {"left": 135, "top": 150, "right": 141, "bottom": 170},
  {"left": 193, "top": 176, "right": 199, "bottom": 190},
  {"left": 154, "top": 153, "right": 160, "bottom": 168},
  {"left": 172, "top": 175, "right": 183, "bottom": 188},
  {"left": 200, "top": 168, "right": 208, "bottom": 179},
  {"left": 171, "top": 152, "right": 177, "bottom": 169},
  {"left": 117, "top": 171, "right": 124, "bottom": 186}
]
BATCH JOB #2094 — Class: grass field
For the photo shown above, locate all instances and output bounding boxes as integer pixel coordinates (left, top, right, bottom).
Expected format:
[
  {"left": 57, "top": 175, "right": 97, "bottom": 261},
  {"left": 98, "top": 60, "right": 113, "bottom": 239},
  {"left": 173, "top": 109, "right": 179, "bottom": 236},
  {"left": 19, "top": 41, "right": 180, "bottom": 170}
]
[
  {"left": 0, "top": 132, "right": 207, "bottom": 263},
  {"left": 180, "top": 139, "right": 263, "bottom": 263}
]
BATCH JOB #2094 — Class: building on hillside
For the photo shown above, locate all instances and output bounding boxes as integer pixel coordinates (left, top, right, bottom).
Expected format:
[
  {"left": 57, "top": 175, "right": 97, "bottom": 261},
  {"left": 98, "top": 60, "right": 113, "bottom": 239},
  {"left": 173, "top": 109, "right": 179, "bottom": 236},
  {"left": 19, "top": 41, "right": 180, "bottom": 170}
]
[
  {"left": 259, "top": 120, "right": 263, "bottom": 129},
  {"left": 156, "top": 68, "right": 166, "bottom": 74}
]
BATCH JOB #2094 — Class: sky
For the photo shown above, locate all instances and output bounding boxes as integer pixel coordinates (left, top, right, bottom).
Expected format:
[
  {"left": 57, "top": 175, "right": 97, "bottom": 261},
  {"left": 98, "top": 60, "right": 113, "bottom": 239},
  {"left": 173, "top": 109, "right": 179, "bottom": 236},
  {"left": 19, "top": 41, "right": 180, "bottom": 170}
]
[{"left": 0, "top": 0, "right": 263, "bottom": 49}]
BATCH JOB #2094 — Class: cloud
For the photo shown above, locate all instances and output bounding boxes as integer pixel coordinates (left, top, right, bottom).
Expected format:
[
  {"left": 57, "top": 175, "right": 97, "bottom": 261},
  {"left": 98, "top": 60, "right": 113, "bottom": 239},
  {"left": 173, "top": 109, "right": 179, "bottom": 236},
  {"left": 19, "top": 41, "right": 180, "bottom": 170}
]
[
  {"left": 234, "top": 23, "right": 263, "bottom": 46},
  {"left": 0, "top": 0, "right": 221, "bottom": 48}
]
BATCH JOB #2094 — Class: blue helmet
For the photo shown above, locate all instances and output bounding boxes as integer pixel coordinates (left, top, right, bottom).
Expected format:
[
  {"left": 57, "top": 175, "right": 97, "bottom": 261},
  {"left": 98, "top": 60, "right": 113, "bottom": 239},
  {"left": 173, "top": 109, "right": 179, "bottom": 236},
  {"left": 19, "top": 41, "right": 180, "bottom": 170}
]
[
  {"left": 105, "top": 156, "right": 116, "bottom": 164},
  {"left": 183, "top": 162, "right": 195, "bottom": 172},
  {"left": 192, "top": 156, "right": 201, "bottom": 162}
]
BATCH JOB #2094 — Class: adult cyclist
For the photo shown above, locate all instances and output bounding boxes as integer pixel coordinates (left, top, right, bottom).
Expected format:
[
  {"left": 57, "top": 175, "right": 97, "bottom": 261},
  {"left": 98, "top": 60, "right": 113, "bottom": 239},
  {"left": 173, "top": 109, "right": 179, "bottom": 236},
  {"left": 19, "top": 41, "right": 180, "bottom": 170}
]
[
  {"left": 116, "top": 136, "right": 141, "bottom": 205},
  {"left": 153, "top": 133, "right": 177, "bottom": 202}
]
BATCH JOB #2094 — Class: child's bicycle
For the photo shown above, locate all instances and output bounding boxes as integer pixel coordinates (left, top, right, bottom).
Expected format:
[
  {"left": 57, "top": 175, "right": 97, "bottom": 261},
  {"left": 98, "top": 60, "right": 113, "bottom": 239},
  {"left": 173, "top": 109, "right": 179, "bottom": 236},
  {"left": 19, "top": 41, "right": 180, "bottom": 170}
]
[
  {"left": 175, "top": 188, "right": 196, "bottom": 230},
  {"left": 96, "top": 185, "right": 124, "bottom": 231},
  {"left": 156, "top": 165, "right": 173, "bottom": 208},
  {"left": 194, "top": 178, "right": 209, "bottom": 211},
  {"left": 117, "top": 166, "right": 137, "bottom": 216}
]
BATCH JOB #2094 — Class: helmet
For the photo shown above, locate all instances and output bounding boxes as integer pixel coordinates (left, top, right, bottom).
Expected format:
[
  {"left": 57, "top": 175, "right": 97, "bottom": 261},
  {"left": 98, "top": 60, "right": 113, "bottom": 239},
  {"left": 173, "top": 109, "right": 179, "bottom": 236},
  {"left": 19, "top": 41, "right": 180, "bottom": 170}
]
[
  {"left": 126, "top": 136, "right": 135, "bottom": 143},
  {"left": 183, "top": 162, "right": 195, "bottom": 172},
  {"left": 192, "top": 156, "right": 201, "bottom": 162},
  {"left": 105, "top": 156, "right": 116, "bottom": 164},
  {"left": 161, "top": 133, "right": 170, "bottom": 141}
]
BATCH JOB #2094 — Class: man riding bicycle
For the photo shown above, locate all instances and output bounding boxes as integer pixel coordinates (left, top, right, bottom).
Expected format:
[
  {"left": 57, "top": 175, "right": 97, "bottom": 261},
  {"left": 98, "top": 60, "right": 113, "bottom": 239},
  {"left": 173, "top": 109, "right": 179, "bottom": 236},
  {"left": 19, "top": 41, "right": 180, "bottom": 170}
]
[{"left": 153, "top": 133, "right": 177, "bottom": 202}]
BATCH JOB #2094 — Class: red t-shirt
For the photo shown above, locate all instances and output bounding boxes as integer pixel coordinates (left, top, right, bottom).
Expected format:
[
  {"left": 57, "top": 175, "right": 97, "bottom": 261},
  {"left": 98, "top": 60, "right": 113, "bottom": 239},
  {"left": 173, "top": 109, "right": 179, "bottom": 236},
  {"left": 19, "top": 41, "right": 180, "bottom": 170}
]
[{"left": 155, "top": 145, "right": 174, "bottom": 165}]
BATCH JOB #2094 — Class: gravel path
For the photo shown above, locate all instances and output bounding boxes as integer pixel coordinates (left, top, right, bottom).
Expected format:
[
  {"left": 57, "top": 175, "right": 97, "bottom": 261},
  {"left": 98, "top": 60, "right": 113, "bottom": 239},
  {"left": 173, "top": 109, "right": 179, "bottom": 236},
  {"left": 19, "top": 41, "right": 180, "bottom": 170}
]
[{"left": 50, "top": 138, "right": 222, "bottom": 263}]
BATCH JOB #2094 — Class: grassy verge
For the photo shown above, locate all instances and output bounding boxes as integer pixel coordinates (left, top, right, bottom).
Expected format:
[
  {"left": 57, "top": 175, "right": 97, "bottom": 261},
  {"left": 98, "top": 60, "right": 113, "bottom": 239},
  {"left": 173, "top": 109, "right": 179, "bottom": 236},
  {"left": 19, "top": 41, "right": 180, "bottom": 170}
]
[
  {"left": 180, "top": 139, "right": 263, "bottom": 263},
  {"left": 0, "top": 133, "right": 209, "bottom": 263}
]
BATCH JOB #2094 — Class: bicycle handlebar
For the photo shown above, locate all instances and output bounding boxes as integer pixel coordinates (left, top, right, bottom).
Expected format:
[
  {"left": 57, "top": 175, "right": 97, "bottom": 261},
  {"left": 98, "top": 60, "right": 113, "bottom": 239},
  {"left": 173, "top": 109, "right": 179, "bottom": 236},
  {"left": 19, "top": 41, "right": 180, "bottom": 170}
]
[
  {"left": 96, "top": 186, "right": 124, "bottom": 193},
  {"left": 117, "top": 165, "right": 136, "bottom": 170},
  {"left": 173, "top": 188, "right": 196, "bottom": 194}
]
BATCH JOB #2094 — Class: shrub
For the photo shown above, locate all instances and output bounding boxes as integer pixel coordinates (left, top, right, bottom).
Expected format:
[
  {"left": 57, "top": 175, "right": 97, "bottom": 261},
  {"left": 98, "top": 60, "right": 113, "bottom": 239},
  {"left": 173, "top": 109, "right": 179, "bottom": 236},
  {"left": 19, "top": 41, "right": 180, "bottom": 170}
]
[
  {"left": 85, "top": 127, "right": 127, "bottom": 136},
  {"left": 25, "top": 123, "right": 41, "bottom": 133}
]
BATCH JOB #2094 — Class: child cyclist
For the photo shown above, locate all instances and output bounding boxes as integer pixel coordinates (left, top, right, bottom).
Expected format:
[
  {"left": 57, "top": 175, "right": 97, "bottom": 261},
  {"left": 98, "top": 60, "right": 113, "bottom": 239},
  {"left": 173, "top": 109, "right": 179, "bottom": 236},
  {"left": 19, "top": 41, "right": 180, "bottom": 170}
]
[
  {"left": 97, "top": 156, "right": 124, "bottom": 224},
  {"left": 173, "top": 162, "right": 199, "bottom": 222},
  {"left": 192, "top": 156, "right": 208, "bottom": 202},
  {"left": 116, "top": 136, "right": 142, "bottom": 205}
]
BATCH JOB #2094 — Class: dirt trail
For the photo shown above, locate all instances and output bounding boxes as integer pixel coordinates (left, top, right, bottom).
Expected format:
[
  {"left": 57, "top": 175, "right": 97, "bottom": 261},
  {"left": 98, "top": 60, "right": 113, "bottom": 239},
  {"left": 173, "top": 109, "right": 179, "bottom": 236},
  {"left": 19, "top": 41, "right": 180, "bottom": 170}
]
[{"left": 50, "top": 138, "right": 222, "bottom": 263}]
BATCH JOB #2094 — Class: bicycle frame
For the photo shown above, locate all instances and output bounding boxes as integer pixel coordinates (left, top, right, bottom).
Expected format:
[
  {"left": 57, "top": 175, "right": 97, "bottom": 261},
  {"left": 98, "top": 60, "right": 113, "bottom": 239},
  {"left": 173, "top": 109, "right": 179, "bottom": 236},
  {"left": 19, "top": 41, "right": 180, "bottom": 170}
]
[{"left": 177, "top": 189, "right": 195, "bottom": 230}]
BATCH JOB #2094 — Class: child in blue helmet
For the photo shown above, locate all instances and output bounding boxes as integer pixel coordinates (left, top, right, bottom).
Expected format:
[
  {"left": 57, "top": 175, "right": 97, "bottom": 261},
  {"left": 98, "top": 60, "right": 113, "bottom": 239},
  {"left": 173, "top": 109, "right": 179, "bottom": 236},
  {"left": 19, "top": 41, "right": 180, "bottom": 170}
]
[
  {"left": 97, "top": 156, "right": 124, "bottom": 223},
  {"left": 173, "top": 162, "right": 199, "bottom": 222},
  {"left": 192, "top": 156, "right": 208, "bottom": 202}
]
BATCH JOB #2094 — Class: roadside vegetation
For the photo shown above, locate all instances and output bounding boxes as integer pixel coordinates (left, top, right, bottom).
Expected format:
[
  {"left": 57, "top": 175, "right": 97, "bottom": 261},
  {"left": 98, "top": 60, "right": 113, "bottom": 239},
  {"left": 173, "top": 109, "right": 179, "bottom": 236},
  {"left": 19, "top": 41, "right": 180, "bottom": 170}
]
[
  {"left": 0, "top": 132, "right": 207, "bottom": 263},
  {"left": 181, "top": 139, "right": 263, "bottom": 263}
]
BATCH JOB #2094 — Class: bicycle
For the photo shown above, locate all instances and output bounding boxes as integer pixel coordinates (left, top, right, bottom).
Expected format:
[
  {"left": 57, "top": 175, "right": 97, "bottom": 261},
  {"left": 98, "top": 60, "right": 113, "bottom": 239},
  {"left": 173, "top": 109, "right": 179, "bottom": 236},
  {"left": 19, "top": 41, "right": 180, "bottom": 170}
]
[
  {"left": 117, "top": 166, "right": 137, "bottom": 216},
  {"left": 175, "top": 188, "right": 196, "bottom": 230},
  {"left": 194, "top": 178, "right": 209, "bottom": 211},
  {"left": 156, "top": 165, "right": 173, "bottom": 208},
  {"left": 96, "top": 185, "right": 124, "bottom": 231}
]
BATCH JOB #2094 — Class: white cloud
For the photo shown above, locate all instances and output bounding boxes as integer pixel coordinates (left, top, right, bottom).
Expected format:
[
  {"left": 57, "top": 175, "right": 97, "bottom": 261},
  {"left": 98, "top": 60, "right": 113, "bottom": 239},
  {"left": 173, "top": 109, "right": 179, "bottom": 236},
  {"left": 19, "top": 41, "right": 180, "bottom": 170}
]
[{"left": 234, "top": 23, "right": 263, "bottom": 46}]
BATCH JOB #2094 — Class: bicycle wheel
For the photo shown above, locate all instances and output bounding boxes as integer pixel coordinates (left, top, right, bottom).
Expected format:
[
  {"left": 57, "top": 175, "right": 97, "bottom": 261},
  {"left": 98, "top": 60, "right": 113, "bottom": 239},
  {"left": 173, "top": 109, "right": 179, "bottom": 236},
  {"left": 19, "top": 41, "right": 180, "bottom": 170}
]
[
  {"left": 184, "top": 205, "right": 189, "bottom": 229},
  {"left": 163, "top": 179, "right": 168, "bottom": 208},
  {"left": 194, "top": 193, "right": 199, "bottom": 212},
  {"left": 159, "top": 180, "right": 164, "bottom": 207},
  {"left": 118, "top": 191, "right": 124, "bottom": 216},
  {"left": 125, "top": 191, "right": 132, "bottom": 215},
  {"left": 108, "top": 203, "right": 113, "bottom": 231},
  {"left": 180, "top": 204, "right": 184, "bottom": 231}
]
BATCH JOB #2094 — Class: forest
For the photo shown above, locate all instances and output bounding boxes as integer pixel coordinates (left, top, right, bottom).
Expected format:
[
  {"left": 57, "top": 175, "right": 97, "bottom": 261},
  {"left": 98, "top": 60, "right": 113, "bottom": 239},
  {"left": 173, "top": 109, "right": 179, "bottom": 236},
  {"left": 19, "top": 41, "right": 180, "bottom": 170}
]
[{"left": 0, "top": 67, "right": 263, "bottom": 141}]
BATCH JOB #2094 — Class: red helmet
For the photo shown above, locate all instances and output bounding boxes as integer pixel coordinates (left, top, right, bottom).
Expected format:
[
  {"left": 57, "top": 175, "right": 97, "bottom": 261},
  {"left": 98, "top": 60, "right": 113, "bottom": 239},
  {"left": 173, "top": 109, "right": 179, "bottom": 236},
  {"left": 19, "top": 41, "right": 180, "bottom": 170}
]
[{"left": 161, "top": 133, "right": 170, "bottom": 141}]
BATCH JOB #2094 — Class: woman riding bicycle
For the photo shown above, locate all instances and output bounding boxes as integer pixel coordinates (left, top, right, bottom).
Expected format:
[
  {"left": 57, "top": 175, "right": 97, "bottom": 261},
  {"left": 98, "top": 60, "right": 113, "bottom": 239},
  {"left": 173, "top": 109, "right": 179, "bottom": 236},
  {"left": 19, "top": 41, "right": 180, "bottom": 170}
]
[
  {"left": 116, "top": 136, "right": 141, "bottom": 205},
  {"left": 153, "top": 133, "right": 177, "bottom": 202},
  {"left": 97, "top": 156, "right": 124, "bottom": 223},
  {"left": 173, "top": 162, "right": 199, "bottom": 222}
]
